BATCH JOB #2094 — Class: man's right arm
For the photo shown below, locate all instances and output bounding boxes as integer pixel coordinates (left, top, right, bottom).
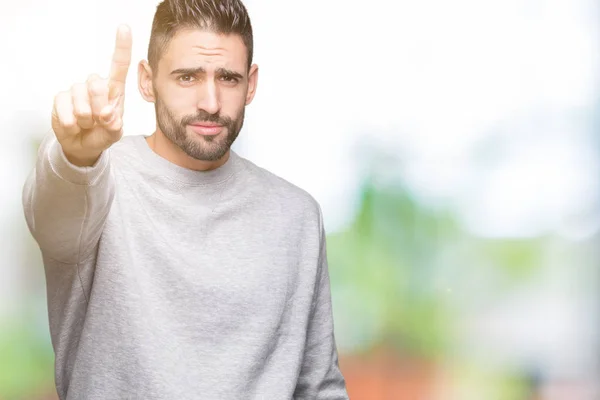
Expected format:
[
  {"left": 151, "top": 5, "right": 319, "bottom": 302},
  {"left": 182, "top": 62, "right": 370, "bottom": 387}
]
[
  {"left": 22, "top": 133, "right": 114, "bottom": 264},
  {"left": 22, "top": 25, "right": 132, "bottom": 264}
]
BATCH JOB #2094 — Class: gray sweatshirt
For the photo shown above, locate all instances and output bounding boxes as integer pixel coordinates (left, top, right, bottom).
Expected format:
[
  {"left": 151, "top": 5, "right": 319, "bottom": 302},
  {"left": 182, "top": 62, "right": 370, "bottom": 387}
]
[{"left": 22, "top": 132, "right": 348, "bottom": 400}]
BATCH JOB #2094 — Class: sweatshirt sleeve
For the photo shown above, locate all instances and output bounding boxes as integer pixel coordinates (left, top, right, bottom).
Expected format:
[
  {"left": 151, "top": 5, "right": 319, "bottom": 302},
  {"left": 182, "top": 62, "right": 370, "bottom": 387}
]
[
  {"left": 294, "top": 207, "right": 349, "bottom": 400},
  {"left": 22, "top": 131, "right": 115, "bottom": 264}
]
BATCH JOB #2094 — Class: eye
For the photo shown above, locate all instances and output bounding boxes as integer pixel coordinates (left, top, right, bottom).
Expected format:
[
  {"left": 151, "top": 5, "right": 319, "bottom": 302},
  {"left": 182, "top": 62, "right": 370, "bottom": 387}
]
[
  {"left": 178, "top": 74, "right": 196, "bottom": 83},
  {"left": 219, "top": 75, "right": 239, "bottom": 84}
]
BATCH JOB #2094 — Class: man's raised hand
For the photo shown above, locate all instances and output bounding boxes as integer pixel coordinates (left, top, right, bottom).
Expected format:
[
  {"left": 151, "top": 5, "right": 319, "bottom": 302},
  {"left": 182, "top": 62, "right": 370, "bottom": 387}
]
[{"left": 51, "top": 25, "right": 132, "bottom": 167}]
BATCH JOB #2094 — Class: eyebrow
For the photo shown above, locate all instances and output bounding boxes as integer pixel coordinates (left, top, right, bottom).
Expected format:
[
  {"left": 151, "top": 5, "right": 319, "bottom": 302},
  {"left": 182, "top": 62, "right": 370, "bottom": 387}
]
[{"left": 170, "top": 67, "right": 244, "bottom": 80}]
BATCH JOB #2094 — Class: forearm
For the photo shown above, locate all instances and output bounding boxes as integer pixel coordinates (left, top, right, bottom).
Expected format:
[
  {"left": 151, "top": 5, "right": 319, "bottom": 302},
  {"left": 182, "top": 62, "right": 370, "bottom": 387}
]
[{"left": 22, "top": 132, "right": 115, "bottom": 263}]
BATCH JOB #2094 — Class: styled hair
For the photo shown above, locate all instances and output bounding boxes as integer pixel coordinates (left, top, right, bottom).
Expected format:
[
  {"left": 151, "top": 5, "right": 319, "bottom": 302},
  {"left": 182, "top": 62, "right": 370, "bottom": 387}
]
[{"left": 148, "top": 0, "right": 253, "bottom": 72}]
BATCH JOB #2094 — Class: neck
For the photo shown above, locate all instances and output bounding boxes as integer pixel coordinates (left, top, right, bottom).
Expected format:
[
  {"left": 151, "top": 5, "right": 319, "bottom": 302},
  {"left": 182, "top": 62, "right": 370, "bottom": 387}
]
[{"left": 145, "top": 130, "right": 229, "bottom": 172}]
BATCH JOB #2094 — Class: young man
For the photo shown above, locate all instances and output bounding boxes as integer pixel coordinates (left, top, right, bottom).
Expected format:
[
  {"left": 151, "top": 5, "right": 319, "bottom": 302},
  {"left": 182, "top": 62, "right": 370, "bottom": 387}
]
[{"left": 22, "top": 0, "right": 348, "bottom": 398}]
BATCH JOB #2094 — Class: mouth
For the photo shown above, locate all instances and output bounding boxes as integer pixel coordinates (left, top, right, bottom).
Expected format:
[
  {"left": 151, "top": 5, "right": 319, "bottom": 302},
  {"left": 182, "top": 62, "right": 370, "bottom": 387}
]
[{"left": 188, "top": 123, "right": 224, "bottom": 136}]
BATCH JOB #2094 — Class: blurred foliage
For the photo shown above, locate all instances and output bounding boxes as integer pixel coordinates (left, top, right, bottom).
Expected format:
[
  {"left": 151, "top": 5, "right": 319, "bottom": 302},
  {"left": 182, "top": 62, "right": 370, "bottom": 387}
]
[
  {"left": 474, "top": 239, "right": 544, "bottom": 281},
  {"left": 440, "top": 360, "right": 536, "bottom": 400},
  {"left": 0, "top": 316, "right": 54, "bottom": 400},
  {"left": 327, "top": 168, "right": 547, "bottom": 361},
  {"left": 328, "top": 180, "right": 457, "bottom": 358}
]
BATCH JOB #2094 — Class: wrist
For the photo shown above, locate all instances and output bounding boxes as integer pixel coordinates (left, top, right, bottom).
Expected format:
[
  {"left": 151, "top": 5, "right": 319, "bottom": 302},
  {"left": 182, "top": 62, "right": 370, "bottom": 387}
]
[{"left": 63, "top": 149, "right": 103, "bottom": 167}]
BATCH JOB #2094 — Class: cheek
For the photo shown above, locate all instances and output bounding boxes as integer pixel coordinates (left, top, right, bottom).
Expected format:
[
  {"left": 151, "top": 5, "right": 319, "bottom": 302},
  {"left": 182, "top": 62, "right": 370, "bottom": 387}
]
[
  {"left": 158, "top": 80, "right": 196, "bottom": 109},
  {"left": 221, "top": 88, "right": 247, "bottom": 116},
  {"left": 170, "top": 88, "right": 196, "bottom": 110}
]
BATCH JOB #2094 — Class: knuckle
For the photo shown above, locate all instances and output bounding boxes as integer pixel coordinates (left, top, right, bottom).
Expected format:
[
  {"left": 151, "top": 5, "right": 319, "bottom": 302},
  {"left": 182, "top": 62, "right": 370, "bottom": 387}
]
[
  {"left": 73, "top": 102, "right": 92, "bottom": 117},
  {"left": 70, "top": 83, "right": 84, "bottom": 93},
  {"left": 86, "top": 73, "right": 101, "bottom": 82},
  {"left": 54, "top": 90, "right": 69, "bottom": 104},
  {"left": 73, "top": 101, "right": 92, "bottom": 117},
  {"left": 88, "top": 79, "right": 108, "bottom": 96},
  {"left": 75, "top": 110, "right": 92, "bottom": 120},
  {"left": 59, "top": 115, "right": 76, "bottom": 128},
  {"left": 71, "top": 83, "right": 88, "bottom": 102},
  {"left": 60, "top": 121, "right": 78, "bottom": 133}
]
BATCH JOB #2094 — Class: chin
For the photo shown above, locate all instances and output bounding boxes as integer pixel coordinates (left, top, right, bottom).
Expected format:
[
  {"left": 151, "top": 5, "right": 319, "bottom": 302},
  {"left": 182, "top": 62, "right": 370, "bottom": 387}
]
[{"left": 185, "top": 137, "right": 230, "bottom": 160}]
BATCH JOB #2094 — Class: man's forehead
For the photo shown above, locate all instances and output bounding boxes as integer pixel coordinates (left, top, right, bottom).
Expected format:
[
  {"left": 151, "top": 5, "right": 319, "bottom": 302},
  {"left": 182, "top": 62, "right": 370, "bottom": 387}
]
[{"left": 161, "top": 29, "right": 247, "bottom": 69}]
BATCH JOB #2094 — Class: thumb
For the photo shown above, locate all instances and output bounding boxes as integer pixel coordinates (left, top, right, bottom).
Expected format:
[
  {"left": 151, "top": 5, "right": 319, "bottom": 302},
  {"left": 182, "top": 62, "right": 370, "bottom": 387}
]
[
  {"left": 99, "top": 105, "right": 116, "bottom": 125},
  {"left": 98, "top": 105, "right": 123, "bottom": 135}
]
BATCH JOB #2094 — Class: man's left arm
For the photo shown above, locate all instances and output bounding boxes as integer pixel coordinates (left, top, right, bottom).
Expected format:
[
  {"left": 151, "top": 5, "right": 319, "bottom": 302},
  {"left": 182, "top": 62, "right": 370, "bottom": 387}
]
[{"left": 294, "top": 208, "right": 349, "bottom": 400}]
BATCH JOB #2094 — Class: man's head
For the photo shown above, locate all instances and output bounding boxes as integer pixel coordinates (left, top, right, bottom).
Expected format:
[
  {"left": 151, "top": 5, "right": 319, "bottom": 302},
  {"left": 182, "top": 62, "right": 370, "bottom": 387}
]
[{"left": 138, "top": 0, "right": 257, "bottom": 163}]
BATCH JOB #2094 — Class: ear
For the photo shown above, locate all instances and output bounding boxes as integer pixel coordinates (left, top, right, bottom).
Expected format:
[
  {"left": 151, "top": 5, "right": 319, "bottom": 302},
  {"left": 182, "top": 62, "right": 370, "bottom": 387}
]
[
  {"left": 138, "top": 60, "right": 156, "bottom": 103},
  {"left": 245, "top": 64, "right": 259, "bottom": 106}
]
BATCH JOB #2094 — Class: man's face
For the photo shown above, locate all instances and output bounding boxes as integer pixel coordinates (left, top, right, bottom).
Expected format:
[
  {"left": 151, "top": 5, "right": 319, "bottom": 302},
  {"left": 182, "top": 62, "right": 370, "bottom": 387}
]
[{"left": 152, "top": 29, "right": 257, "bottom": 162}]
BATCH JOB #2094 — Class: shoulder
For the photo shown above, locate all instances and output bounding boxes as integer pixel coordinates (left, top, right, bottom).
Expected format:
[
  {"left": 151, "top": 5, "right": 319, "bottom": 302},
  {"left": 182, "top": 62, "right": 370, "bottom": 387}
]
[
  {"left": 110, "top": 134, "right": 141, "bottom": 157},
  {"left": 236, "top": 153, "right": 324, "bottom": 227}
]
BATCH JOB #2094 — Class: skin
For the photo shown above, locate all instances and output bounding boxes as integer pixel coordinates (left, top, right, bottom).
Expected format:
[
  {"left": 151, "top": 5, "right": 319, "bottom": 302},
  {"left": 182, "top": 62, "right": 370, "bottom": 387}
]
[
  {"left": 52, "top": 25, "right": 132, "bottom": 167},
  {"left": 52, "top": 25, "right": 258, "bottom": 171},
  {"left": 139, "top": 29, "right": 258, "bottom": 171}
]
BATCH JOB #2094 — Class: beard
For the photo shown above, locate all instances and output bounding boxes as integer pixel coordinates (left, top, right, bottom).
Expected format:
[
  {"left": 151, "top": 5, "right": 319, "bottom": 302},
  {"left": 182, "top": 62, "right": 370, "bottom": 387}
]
[{"left": 155, "top": 97, "right": 244, "bottom": 162}]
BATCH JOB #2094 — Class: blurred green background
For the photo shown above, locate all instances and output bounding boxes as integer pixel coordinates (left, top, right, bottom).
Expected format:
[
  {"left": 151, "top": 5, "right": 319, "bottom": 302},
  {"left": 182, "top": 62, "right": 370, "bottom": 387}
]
[{"left": 2, "top": 0, "right": 599, "bottom": 399}]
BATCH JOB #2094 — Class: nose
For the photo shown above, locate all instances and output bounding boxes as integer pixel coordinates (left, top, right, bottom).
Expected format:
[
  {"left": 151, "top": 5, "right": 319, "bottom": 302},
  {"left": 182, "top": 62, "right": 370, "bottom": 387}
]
[{"left": 196, "top": 80, "right": 221, "bottom": 116}]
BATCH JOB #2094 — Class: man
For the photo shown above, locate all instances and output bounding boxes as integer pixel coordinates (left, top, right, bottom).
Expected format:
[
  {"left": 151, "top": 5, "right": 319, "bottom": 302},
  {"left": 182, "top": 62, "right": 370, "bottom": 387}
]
[{"left": 21, "top": 0, "right": 348, "bottom": 398}]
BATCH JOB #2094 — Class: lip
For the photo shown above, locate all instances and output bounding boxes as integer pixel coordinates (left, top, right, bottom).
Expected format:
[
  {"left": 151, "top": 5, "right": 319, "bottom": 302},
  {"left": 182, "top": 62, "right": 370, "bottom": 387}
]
[{"left": 189, "top": 124, "right": 223, "bottom": 136}]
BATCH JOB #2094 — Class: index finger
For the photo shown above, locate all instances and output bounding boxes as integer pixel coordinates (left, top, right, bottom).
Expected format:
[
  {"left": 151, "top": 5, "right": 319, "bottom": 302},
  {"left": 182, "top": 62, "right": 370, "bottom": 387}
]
[{"left": 108, "top": 25, "right": 132, "bottom": 96}]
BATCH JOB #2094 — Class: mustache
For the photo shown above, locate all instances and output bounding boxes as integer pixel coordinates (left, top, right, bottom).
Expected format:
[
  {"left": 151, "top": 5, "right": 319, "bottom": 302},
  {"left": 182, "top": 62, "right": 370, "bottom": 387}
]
[{"left": 181, "top": 110, "right": 233, "bottom": 126}]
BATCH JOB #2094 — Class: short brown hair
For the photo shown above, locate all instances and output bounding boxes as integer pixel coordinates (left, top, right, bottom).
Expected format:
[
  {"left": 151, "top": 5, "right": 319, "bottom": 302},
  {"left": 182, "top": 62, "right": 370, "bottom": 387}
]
[{"left": 148, "top": 0, "right": 253, "bottom": 73}]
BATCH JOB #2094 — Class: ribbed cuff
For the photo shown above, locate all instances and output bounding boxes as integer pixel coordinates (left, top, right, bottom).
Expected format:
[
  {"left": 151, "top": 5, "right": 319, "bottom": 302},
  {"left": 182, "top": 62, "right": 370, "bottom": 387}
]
[{"left": 47, "top": 140, "right": 110, "bottom": 186}]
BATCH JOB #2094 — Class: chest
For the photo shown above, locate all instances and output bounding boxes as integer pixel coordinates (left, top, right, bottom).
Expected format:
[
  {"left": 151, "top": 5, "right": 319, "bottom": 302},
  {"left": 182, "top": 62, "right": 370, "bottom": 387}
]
[{"left": 92, "top": 184, "right": 305, "bottom": 342}]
